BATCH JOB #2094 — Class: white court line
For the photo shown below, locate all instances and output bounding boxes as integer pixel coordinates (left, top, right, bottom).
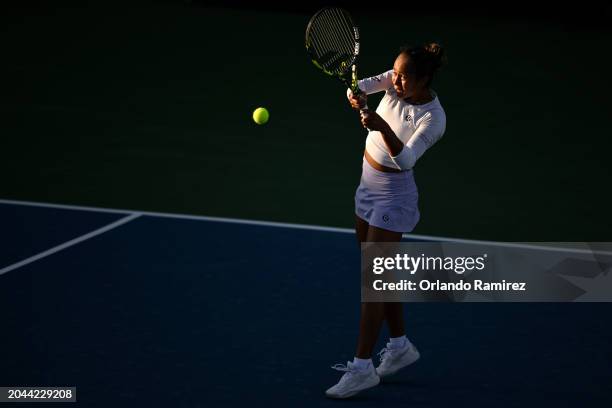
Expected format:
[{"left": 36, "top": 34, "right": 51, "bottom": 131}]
[
  {"left": 0, "top": 213, "right": 141, "bottom": 276},
  {"left": 0, "top": 198, "right": 356, "bottom": 234},
  {"left": 0, "top": 198, "right": 610, "bottom": 257}
]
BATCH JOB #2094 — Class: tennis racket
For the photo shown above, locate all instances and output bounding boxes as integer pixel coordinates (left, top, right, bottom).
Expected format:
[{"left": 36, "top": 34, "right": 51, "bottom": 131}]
[{"left": 305, "top": 7, "right": 368, "bottom": 111}]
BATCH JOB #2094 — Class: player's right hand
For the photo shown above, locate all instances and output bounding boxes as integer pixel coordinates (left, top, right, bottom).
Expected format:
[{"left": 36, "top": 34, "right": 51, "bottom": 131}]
[{"left": 347, "top": 89, "right": 367, "bottom": 111}]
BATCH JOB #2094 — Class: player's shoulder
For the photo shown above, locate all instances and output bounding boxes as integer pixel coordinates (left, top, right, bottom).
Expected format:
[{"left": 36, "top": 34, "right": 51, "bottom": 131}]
[
  {"left": 417, "top": 97, "right": 446, "bottom": 134},
  {"left": 425, "top": 93, "right": 446, "bottom": 122}
]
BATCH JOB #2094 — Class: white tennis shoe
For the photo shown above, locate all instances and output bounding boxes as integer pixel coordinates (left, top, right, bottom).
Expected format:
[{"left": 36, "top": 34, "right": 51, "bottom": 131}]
[
  {"left": 325, "top": 361, "right": 380, "bottom": 399},
  {"left": 376, "top": 340, "right": 420, "bottom": 378}
]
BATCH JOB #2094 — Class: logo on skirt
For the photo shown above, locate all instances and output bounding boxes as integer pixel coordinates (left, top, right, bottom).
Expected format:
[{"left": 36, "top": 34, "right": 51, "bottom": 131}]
[{"left": 382, "top": 214, "right": 390, "bottom": 222}]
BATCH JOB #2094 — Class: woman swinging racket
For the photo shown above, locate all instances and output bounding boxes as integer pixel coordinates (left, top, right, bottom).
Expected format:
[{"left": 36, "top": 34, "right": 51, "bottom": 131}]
[{"left": 326, "top": 43, "right": 447, "bottom": 399}]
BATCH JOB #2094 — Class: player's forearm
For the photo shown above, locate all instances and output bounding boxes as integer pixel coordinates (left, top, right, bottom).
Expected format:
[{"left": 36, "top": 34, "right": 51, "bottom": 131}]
[
  {"left": 357, "top": 70, "right": 394, "bottom": 95},
  {"left": 379, "top": 124, "right": 404, "bottom": 157}
]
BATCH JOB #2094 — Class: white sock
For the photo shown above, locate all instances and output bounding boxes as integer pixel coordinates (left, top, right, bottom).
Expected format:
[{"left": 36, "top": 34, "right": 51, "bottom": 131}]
[
  {"left": 352, "top": 357, "right": 372, "bottom": 370},
  {"left": 389, "top": 335, "right": 407, "bottom": 349}
]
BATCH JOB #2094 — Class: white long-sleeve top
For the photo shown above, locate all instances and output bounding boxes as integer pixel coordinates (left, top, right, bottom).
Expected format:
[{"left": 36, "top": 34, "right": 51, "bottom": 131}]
[{"left": 350, "top": 70, "right": 446, "bottom": 170}]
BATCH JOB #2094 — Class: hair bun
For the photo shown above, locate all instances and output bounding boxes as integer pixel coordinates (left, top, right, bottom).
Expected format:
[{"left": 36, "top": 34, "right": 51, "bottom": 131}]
[
  {"left": 424, "top": 42, "right": 446, "bottom": 69},
  {"left": 425, "top": 42, "right": 442, "bottom": 55}
]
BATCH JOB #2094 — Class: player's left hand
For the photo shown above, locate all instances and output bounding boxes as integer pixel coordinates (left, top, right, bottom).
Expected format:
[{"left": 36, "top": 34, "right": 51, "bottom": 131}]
[{"left": 360, "top": 110, "right": 388, "bottom": 132}]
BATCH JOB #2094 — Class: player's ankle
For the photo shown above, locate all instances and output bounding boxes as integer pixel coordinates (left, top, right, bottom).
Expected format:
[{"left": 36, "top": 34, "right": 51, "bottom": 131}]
[
  {"left": 389, "top": 335, "right": 407, "bottom": 348},
  {"left": 352, "top": 357, "right": 372, "bottom": 370}
]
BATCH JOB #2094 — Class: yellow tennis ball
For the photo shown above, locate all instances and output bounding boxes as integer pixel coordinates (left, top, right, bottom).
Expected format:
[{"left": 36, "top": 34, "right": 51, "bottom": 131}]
[{"left": 252, "top": 107, "right": 269, "bottom": 125}]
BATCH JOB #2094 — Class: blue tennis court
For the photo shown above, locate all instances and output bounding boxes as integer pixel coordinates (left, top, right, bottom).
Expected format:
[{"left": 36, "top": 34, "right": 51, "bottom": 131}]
[{"left": 1, "top": 199, "right": 610, "bottom": 406}]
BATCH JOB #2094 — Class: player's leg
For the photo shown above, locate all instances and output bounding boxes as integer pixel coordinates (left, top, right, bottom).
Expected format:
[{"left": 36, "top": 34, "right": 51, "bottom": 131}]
[
  {"left": 355, "top": 214, "right": 369, "bottom": 245},
  {"left": 358, "top": 217, "right": 405, "bottom": 337},
  {"left": 368, "top": 226, "right": 420, "bottom": 378},
  {"left": 355, "top": 225, "right": 402, "bottom": 359},
  {"left": 383, "top": 302, "right": 405, "bottom": 338},
  {"left": 356, "top": 221, "right": 408, "bottom": 354},
  {"left": 355, "top": 212, "right": 387, "bottom": 358},
  {"left": 325, "top": 216, "right": 382, "bottom": 399}
]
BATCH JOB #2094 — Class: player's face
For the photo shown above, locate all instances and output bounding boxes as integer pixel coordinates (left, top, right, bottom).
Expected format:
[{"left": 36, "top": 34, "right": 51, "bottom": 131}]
[{"left": 392, "top": 53, "right": 420, "bottom": 99}]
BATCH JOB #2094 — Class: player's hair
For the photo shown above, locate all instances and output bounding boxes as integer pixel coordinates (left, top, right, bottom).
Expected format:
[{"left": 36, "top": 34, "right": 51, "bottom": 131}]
[{"left": 399, "top": 42, "right": 446, "bottom": 87}]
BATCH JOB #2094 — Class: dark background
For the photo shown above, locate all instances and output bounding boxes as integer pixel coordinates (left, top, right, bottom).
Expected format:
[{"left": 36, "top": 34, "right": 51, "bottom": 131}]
[
  {"left": 1, "top": 2, "right": 612, "bottom": 407},
  {"left": 2, "top": 0, "right": 611, "bottom": 240}
]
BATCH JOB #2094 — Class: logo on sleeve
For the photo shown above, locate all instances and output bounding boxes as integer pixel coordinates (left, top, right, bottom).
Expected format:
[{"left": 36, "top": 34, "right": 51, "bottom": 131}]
[
  {"left": 404, "top": 114, "right": 412, "bottom": 123},
  {"left": 373, "top": 76, "right": 381, "bottom": 82},
  {"left": 382, "top": 214, "right": 390, "bottom": 223}
]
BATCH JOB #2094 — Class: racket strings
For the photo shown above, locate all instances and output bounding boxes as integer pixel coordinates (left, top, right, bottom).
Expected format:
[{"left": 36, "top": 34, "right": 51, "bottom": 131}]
[
  {"left": 306, "top": 8, "right": 357, "bottom": 74},
  {"left": 314, "top": 13, "right": 348, "bottom": 66},
  {"left": 321, "top": 10, "right": 353, "bottom": 68},
  {"left": 310, "top": 11, "right": 334, "bottom": 55},
  {"left": 319, "top": 9, "right": 351, "bottom": 59},
  {"left": 330, "top": 8, "right": 356, "bottom": 57}
]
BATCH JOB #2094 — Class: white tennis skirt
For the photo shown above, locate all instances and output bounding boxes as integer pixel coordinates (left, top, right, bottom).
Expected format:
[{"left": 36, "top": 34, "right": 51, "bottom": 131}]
[{"left": 354, "top": 157, "right": 420, "bottom": 233}]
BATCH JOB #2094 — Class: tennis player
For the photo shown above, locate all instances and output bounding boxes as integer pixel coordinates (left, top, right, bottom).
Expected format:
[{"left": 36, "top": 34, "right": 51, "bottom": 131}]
[{"left": 326, "top": 43, "right": 447, "bottom": 399}]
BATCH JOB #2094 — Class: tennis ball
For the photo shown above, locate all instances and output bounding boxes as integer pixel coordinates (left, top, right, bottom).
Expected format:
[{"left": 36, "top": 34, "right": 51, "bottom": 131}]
[{"left": 252, "top": 107, "right": 269, "bottom": 125}]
